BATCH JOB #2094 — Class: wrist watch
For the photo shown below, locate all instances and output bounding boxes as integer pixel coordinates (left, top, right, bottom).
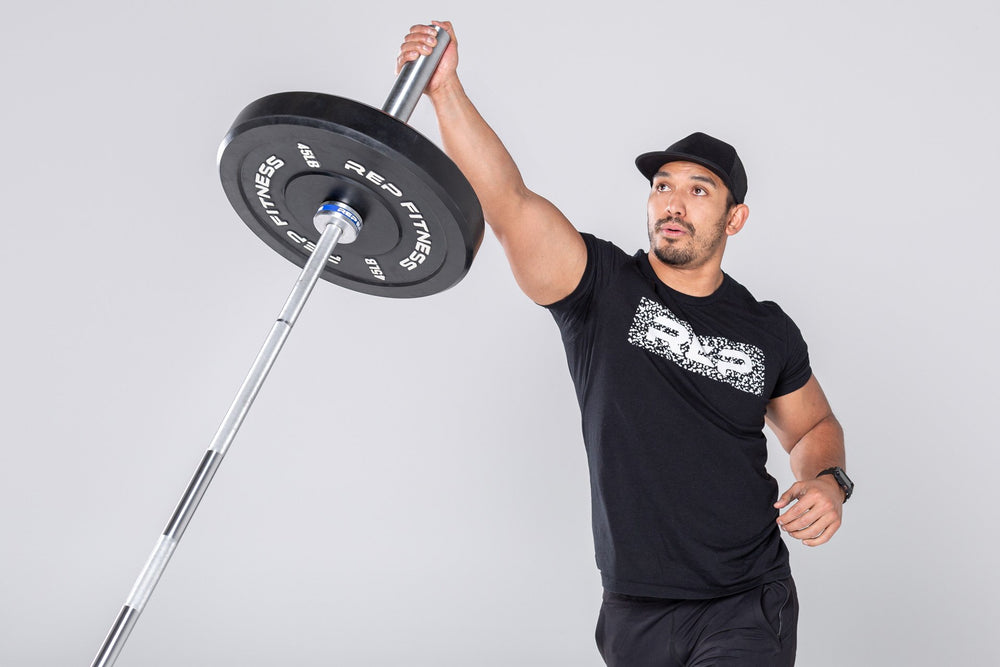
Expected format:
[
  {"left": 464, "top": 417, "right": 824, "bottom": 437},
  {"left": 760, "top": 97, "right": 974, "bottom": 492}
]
[{"left": 816, "top": 466, "right": 854, "bottom": 502}]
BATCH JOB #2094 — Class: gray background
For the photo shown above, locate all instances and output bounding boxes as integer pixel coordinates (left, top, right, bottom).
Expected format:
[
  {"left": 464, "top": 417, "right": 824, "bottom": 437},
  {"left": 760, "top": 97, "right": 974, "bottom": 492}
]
[{"left": 2, "top": 1, "right": 997, "bottom": 665}]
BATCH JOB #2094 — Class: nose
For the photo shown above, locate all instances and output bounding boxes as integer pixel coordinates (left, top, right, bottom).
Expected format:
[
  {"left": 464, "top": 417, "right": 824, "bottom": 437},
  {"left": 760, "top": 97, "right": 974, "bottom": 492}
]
[{"left": 662, "top": 191, "right": 685, "bottom": 218}]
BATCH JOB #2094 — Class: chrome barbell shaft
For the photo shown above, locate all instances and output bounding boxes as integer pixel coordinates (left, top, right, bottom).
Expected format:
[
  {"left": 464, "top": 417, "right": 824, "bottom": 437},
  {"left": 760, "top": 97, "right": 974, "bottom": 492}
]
[{"left": 91, "top": 203, "right": 359, "bottom": 667}]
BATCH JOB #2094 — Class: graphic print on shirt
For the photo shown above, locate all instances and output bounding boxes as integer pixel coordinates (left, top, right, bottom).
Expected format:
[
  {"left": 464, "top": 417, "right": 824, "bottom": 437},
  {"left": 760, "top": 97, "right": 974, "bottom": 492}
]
[{"left": 627, "top": 297, "right": 765, "bottom": 396}]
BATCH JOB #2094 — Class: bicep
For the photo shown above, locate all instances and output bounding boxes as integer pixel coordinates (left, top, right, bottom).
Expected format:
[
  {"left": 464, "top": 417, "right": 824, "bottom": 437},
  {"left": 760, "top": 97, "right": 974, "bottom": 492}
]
[
  {"left": 765, "top": 374, "right": 834, "bottom": 453},
  {"left": 490, "top": 190, "right": 587, "bottom": 305}
]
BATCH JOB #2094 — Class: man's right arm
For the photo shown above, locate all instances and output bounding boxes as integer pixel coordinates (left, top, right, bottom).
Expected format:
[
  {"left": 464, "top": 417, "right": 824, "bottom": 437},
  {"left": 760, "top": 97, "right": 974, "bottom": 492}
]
[{"left": 398, "top": 22, "right": 586, "bottom": 306}]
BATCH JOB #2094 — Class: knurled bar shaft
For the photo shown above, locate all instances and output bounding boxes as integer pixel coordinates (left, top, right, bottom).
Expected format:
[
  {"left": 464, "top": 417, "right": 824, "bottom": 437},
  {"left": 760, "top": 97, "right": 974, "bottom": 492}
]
[{"left": 90, "top": 220, "right": 345, "bottom": 667}]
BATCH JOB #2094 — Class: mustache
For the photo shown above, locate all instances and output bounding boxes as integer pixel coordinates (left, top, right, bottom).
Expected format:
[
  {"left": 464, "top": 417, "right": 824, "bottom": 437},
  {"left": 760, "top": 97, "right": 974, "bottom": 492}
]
[{"left": 655, "top": 217, "right": 695, "bottom": 235}]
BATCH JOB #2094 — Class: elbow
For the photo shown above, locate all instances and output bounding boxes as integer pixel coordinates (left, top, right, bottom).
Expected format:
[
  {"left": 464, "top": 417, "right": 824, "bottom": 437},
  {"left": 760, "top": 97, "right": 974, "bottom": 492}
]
[
  {"left": 785, "top": 413, "right": 845, "bottom": 457},
  {"left": 483, "top": 187, "right": 536, "bottom": 241}
]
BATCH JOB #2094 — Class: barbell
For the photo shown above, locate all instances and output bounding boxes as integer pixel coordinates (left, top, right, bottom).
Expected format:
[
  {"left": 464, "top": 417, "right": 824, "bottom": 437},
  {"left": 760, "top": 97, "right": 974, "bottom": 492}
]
[{"left": 91, "top": 25, "right": 482, "bottom": 667}]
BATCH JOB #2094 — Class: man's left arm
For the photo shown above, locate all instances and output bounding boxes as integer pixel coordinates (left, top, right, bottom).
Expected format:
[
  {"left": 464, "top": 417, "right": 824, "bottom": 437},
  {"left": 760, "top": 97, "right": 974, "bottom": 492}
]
[{"left": 766, "top": 374, "right": 847, "bottom": 547}]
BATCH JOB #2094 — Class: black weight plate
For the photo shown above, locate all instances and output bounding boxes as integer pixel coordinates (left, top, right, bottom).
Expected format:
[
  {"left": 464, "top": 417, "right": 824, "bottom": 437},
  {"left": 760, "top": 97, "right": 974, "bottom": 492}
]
[{"left": 218, "top": 92, "right": 484, "bottom": 298}]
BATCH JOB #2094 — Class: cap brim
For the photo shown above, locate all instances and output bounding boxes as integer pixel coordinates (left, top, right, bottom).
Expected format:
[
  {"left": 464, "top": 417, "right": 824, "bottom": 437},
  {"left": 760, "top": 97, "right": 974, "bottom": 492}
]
[{"left": 635, "top": 151, "right": 734, "bottom": 196}]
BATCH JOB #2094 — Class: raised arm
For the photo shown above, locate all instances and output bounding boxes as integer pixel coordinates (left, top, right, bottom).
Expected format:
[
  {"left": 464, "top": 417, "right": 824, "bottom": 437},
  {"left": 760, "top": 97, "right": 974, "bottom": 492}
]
[{"left": 397, "top": 21, "right": 587, "bottom": 305}]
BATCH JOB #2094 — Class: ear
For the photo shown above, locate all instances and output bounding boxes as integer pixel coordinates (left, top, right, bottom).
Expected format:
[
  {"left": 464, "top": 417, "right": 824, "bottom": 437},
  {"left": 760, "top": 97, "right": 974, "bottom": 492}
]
[{"left": 725, "top": 203, "right": 749, "bottom": 236}]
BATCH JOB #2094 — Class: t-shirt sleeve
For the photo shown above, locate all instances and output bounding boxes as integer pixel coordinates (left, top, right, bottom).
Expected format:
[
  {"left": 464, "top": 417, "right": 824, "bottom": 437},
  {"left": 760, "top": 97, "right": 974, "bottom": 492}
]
[
  {"left": 544, "top": 233, "right": 623, "bottom": 338},
  {"left": 771, "top": 311, "right": 812, "bottom": 398}
]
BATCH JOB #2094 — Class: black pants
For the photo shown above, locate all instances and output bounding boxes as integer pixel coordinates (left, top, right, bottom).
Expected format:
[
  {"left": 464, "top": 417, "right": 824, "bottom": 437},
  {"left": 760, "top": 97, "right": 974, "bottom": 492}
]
[{"left": 595, "top": 578, "right": 798, "bottom": 666}]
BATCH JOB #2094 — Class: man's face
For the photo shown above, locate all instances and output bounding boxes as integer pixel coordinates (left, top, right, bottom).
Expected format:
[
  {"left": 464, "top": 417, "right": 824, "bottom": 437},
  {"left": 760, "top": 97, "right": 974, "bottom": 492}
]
[{"left": 646, "top": 161, "right": 741, "bottom": 269}]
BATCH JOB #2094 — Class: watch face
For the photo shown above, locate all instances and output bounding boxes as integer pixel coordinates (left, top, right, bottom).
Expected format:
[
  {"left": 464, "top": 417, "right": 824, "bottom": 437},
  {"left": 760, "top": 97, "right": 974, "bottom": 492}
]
[{"left": 832, "top": 468, "right": 853, "bottom": 498}]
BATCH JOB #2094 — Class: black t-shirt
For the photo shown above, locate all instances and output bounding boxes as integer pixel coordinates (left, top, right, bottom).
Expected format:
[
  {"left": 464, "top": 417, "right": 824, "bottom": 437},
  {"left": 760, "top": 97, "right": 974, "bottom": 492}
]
[{"left": 546, "top": 233, "right": 812, "bottom": 599}]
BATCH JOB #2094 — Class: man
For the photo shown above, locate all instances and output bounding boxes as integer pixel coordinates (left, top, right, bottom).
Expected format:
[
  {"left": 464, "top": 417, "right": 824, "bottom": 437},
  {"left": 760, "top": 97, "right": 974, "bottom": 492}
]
[{"left": 398, "top": 22, "right": 851, "bottom": 666}]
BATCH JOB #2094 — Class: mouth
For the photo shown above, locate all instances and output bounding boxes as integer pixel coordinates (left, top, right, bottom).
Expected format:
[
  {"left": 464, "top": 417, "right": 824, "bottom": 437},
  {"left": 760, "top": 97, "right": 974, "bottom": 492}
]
[{"left": 656, "top": 218, "right": 693, "bottom": 237}]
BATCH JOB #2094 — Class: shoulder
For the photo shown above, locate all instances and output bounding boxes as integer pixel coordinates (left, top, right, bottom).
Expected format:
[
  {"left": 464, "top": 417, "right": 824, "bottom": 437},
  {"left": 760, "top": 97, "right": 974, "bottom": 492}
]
[
  {"left": 545, "top": 233, "right": 637, "bottom": 326},
  {"left": 724, "top": 275, "right": 797, "bottom": 322},
  {"left": 721, "top": 276, "right": 813, "bottom": 396},
  {"left": 580, "top": 232, "right": 631, "bottom": 262},
  {"left": 718, "top": 276, "right": 810, "bottom": 354},
  {"left": 570, "top": 232, "right": 636, "bottom": 294}
]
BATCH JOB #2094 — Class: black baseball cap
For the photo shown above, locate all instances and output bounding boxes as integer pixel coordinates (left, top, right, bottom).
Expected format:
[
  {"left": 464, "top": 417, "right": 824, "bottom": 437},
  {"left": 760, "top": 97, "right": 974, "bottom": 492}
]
[{"left": 635, "top": 132, "right": 748, "bottom": 204}]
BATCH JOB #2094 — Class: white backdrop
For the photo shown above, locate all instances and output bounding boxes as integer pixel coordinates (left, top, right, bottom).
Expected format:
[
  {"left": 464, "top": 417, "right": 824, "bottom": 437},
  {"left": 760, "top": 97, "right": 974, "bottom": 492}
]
[{"left": 1, "top": 1, "right": 997, "bottom": 665}]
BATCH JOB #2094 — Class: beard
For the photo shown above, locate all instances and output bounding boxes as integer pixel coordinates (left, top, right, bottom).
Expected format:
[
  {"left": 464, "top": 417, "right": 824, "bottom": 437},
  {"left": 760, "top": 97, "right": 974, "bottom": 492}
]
[{"left": 649, "top": 214, "right": 728, "bottom": 267}]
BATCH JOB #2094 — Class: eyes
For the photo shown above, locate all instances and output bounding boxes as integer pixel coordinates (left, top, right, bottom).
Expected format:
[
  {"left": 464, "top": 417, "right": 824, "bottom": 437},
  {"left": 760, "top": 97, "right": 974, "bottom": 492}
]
[{"left": 654, "top": 182, "right": 709, "bottom": 197}]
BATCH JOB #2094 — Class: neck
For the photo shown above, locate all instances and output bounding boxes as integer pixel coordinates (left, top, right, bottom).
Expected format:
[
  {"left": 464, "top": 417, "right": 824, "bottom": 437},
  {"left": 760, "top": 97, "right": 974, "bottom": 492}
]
[{"left": 646, "top": 251, "right": 725, "bottom": 297}]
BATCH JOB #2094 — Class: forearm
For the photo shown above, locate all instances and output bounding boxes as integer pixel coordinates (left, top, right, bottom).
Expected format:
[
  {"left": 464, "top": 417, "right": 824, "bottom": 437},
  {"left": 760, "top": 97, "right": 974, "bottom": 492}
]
[
  {"left": 403, "top": 21, "right": 585, "bottom": 304},
  {"left": 787, "top": 415, "right": 846, "bottom": 481},
  {"left": 427, "top": 79, "right": 534, "bottom": 230},
  {"left": 775, "top": 415, "right": 847, "bottom": 545}
]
